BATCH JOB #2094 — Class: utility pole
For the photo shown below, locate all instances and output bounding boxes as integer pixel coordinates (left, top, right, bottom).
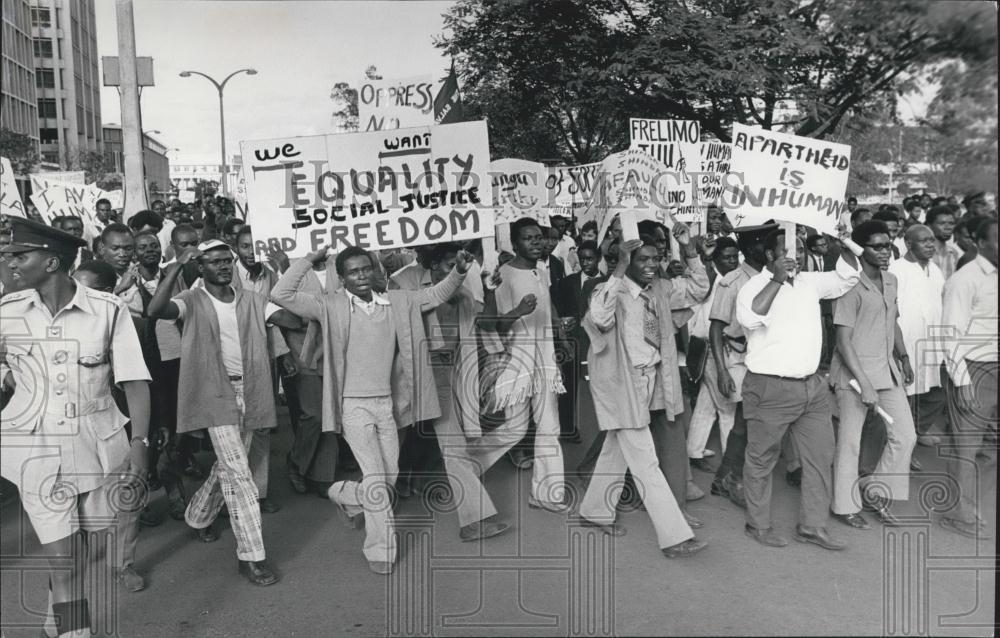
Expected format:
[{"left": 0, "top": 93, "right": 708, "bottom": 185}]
[{"left": 115, "top": 0, "right": 148, "bottom": 219}]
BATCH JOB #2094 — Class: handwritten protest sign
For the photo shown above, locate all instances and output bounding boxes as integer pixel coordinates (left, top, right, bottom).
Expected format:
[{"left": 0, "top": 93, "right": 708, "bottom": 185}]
[
  {"left": 234, "top": 162, "right": 249, "bottom": 218},
  {"left": 29, "top": 185, "right": 103, "bottom": 238},
  {"left": 359, "top": 75, "right": 437, "bottom": 132},
  {"left": 99, "top": 189, "right": 125, "bottom": 210},
  {"left": 544, "top": 162, "right": 600, "bottom": 221},
  {"left": 584, "top": 149, "right": 681, "bottom": 242},
  {"left": 724, "top": 123, "right": 851, "bottom": 233},
  {"left": 29, "top": 171, "right": 85, "bottom": 190},
  {"left": 240, "top": 120, "right": 494, "bottom": 259},
  {"left": 1, "top": 157, "right": 26, "bottom": 218},
  {"left": 698, "top": 141, "right": 731, "bottom": 205},
  {"left": 490, "top": 158, "right": 548, "bottom": 226}
]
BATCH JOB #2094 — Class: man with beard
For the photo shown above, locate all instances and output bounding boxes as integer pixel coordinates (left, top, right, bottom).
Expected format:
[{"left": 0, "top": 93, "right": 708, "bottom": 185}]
[
  {"left": 830, "top": 221, "right": 916, "bottom": 529},
  {"left": 147, "top": 240, "right": 300, "bottom": 585}
]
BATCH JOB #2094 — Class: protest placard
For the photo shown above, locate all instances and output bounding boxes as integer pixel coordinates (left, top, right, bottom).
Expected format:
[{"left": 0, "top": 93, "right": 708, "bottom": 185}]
[
  {"left": 490, "top": 158, "right": 548, "bottom": 226},
  {"left": 1, "top": 157, "right": 26, "bottom": 218},
  {"left": 584, "top": 149, "right": 681, "bottom": 243},
  {"left": 240, "top": 120, "right": 494, "bottom": 259},
  {"left": 724, "top": 123, "right": 851, "bottom": 233},
  {"left": 29, "top": 171, "right": 85, "bottom": 191},
  {"left": 544, "top": 162, "right": 600, "bottom": 221},
  {"left": 359, "top": 75, "right": 437, "bottom": 132},
  {"left": 234, "top": 162, "right": 249, "bottom": 218},
  {"left": 29, "top": 185, "right": 103, "bottom": 238},
  {"left": 698, "top": 141, "right": 731, "bottom": 205}
]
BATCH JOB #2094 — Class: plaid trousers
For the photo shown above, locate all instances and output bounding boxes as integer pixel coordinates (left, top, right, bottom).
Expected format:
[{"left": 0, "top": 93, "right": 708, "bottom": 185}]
[{"left": 184, "top": 381, "right": 266, "bottom": 562}]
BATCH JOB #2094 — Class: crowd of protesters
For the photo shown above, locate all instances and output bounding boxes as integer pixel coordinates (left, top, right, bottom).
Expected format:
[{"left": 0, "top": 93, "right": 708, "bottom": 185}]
[{"left": 0, "top": 187, "right": 996, "bottom": 637}]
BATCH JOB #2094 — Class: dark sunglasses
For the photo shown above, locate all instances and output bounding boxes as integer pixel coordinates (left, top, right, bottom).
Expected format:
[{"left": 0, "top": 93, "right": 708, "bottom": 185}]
[{"left": 865, "top": 243, "right": 893, "bottom": 252}]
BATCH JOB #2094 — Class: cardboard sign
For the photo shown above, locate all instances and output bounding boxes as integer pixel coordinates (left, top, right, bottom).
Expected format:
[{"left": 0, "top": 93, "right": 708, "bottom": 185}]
[
  {"left": 724, "top": 123, "right": 851, "bottom": 233},
  {"left": 234, "top": 162, "right": 249, "bottom": 219},
  {"left": 1, "top": 157, "right": 25, "bottom": 218},
  {"left": 29, "top": 171, "right": 85, "bottom": 191},
  {"left": 489, "top": 158, "right": 549, "bottom": 226},
  {"left": 583, "top": 149, "right": 682, "bottom": 242},
  {"left": 544, "top": 162, "right": 601, "bottom": 222},
  {"left": 359, "top": 75, "right": 437, "bottom": 132},
  {"left": 698, "top": 141, "right": 731, "bottom": 205},
  {"left": 29, "top": 185, "right": 103, "bottom": 238},
  {"left": 240, "top": 120, "right": 495, "bottom": 259}
]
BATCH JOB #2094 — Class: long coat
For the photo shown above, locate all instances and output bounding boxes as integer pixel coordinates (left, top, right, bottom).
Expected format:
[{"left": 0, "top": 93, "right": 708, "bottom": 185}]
[{"left": 270, "top": 259, "right": 465, "bottom": 434}]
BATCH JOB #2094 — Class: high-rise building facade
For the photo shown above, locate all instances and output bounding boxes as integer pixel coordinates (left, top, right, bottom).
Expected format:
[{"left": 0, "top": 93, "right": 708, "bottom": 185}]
[
  {"left": 2, "top": 0, "right": 40, "bottom": 149},
  {"left": 30, "top": 0, "right": 102, "bottom": 167}
]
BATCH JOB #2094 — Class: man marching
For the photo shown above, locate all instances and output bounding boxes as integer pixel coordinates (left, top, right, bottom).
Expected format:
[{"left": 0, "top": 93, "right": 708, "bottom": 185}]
[
  {"left": 1, "top": 218, "right": 151, "bottom": 637},
  {"left": 578, "top": 236, "right": 708, "bottom": 558},
  {"left": 270, "top": 244, "right": 472, "bottom": 574}
]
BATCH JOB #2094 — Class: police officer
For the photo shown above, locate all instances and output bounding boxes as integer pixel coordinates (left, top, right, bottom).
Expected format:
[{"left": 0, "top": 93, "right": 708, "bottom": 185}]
[{"left": 1, "top": 217, "right": 151, "bottom": 637}]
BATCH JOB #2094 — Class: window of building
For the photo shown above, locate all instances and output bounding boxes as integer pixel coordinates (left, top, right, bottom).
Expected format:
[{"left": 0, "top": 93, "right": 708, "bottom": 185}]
[
  {"left": 31, "top": 7, "right": 52, "bottom": 28},
  {"left": 35, "top": 68, "right": 55, "bottom": 88},
  {"left": 38, "top": 98, "right": 57, "bottom": 118},
  {"left": 40, "top": 128, "right": 59, "bottom": 144},
  {"left": 33, "top": 38, "right": 53, "bottom": 58}
]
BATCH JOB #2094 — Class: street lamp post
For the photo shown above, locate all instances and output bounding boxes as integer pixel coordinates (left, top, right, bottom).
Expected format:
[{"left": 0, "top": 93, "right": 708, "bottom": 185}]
[{"left": 179, "top": 68, "right": 257, "bottom": 197}]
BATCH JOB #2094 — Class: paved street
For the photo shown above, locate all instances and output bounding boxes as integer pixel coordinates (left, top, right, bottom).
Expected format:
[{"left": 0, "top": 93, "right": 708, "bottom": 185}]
[{"left": 1, "top": 410, "right": 995, "bottom": 637}]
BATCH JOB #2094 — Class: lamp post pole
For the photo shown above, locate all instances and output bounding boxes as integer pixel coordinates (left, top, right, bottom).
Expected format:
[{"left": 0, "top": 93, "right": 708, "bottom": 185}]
[{"left": 178, "top": 68, "right": 257, "bottom": 197}]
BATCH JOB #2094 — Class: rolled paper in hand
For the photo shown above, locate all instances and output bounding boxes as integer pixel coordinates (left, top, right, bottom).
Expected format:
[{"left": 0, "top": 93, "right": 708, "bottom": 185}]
[
  {"left": 848, "top": 379, "right": 894, "bottom": 424},
  {"left": 840, "top": 236, "right": 865, "bottom": 257}
]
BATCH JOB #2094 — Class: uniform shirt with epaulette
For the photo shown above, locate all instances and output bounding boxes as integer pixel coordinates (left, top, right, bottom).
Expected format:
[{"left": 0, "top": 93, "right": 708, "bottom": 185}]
[
  {"left": 709, "top": 262, "right": 761, "bottom": 340},
  {"left": 0, "top": 283, "right": 150, "bottom": 497}
]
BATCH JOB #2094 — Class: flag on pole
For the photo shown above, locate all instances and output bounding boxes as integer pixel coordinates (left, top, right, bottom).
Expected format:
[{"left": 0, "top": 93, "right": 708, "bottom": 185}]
[{"left": 434, "top": 60, "right": 465, "bottom": 124}]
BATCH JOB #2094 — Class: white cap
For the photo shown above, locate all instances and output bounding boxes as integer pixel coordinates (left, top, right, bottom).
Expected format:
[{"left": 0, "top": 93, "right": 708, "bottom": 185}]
[{"left": 197, "top": 239, "right": 232, "bottom": 253}]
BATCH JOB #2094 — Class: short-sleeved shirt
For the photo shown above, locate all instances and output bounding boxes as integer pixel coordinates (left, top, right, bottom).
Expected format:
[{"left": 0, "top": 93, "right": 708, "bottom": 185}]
[
  {"left": 1, "top": 283, "right": 151, "bottom": 495},
  {"left": 829, "top": 271, "right": 902, "bottom": 390},
  {"left": 709, "top": 262, "right": 759, "bottom": 339}
]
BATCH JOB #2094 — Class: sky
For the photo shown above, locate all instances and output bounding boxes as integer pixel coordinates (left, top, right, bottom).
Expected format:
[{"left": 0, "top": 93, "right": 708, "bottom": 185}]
[{"left": 95, "top": 1, "right": 456, "bottom": 164}]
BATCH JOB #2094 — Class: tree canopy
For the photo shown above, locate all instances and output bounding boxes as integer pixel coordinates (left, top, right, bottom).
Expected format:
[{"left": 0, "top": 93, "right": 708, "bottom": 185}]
[{"left": 438, "top": 0, "right": 997, "bottom": 164}]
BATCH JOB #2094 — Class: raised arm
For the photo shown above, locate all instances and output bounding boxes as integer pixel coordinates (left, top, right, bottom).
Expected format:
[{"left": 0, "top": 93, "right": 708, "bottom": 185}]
[
  {"left": 270, "top": 249, "right": 328, "bottom": 322},
  {"left": 588, "top": 239, "right": 639, "bottom": 332},
  {"left": 147, "top": 250, "right": 198, "bottom": 320},
  {"left": 416, "top": 250, "right": 473, "bottom": 310},
  {"left": 666, "top": 224, "right": 710, "bottom": 310}
]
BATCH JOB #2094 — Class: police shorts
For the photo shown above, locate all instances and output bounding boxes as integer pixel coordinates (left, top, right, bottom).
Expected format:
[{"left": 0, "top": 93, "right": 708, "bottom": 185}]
[{"left": 20, "top": 482, "right": 117, "bottom": 545}]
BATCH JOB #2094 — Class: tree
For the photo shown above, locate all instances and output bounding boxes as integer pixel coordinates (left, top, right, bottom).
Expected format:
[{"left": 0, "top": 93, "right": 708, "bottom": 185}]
[
  {"left": 0, "top": 128, "right": 39, "bottom": 174},
  {"left": 438, "top": 0, "right": 996, "bottom": 163},
  {"left": 72, "top": 150, "right": 122, "bottom": 190},
  {"left": 330, "top": 65, "right": 382, "bottom": 132}
]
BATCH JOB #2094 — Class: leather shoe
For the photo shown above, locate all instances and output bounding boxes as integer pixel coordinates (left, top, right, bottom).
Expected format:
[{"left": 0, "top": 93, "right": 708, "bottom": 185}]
[
  {"left": 834, "top": 512, "right": 871, "bottom": 530},
  {"left": 745, "top": 524, "right": 788, "bottom": 547},
  {"left": 328, "top": 492, "right": 364, "bottom": 530},
  {"left": 785, "top": 468, "right": 802, "bottom": 487},
  {"left": 686, "top": 480, "right": 705, "bottom": 502},
  {"left": 939, "top": 517, "right": 991, "bottom": 540},
  {"left": 794, "top": 525, "right": 846, "bottom": 551},
  {"left": 238, "top": 559, "right": 279, "bottom": 586},
  {"left": 196, "top": 524, "right": 219, "bottom": 543},
  {"left": 910, "top": 457, "right": 923, "bottom": 471},
  {"left": 917, "top": 434, "right": 941, "bottom": 447},
  {"left": 690, "top": 457, "right": 714, "bottom": 473},
  {"left": 116, "top": 565, "right": 146, "bottom": 592},
  {"left": 711, "top": 474, "right": 747, "bottom": 509},
  {"left": 682, "top": 509, "right": 704, "bottom": 529},
  {"left": 872, "top": 507, "right": 901, "bottom": 527},
  {"left": 368, "top": 561, "right": 394, "bottom": 575},
  {"left": 258, "top": 498, "right": 280, "bottom": 514},
  {"left": 167, "top": 493, "right": 187, "bottom": 521},
  {"left": 460, "top": 520, "right": 511, "bottom": 542},
  {"left": 573, "top": 516, "right": 626, "bottom": 537},
  {"left": 528, "top": 495, "right": 569, "bottom": 513},
  {"left": 661, "top": 538, "right": 708, "bottom": 558}
]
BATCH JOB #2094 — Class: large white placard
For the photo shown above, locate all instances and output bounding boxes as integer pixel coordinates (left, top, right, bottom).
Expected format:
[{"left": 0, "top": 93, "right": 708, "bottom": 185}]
[
  {"left": 1, "top": 157, "right": 25, "bottom": 218},
  {"left": 240, "top": 120, "right": 494, "bottom": 258},
  {"left": 724, "top": 123, "right": 851, "bottom": 233}
]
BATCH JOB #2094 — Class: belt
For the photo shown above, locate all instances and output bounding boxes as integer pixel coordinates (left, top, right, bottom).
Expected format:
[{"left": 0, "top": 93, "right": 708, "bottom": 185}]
[
  {"left": 753, "top": 372, "right": 809, "bottom": 382},
  {"left": 228, "top": 375, "right": 243, "bottom": 381}
]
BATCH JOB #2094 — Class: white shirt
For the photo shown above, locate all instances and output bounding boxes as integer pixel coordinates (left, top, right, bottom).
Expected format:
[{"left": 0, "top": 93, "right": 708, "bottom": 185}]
[
  {"left": 345, "top": 289, "right": 390, "bottom": 315},
  {"left": 942, "top": 254, "right": 998, "bottom": 386},
  {"left": 313, "top": 269, "right": 328, "bottom": 291},
  {"left": 170, "top": 288, "right": 282, "bottom": 377},
  {"left": 887, "top": 257, "right": 945, "bottom": 395},
  {"left": 737, "top": 257, "right": 861, "bottom": 377}
]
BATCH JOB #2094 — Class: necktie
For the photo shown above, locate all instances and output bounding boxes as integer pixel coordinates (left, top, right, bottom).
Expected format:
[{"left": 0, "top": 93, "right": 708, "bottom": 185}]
[{"left": 639, "top": 291, "right": 660, "bottom": 349}]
